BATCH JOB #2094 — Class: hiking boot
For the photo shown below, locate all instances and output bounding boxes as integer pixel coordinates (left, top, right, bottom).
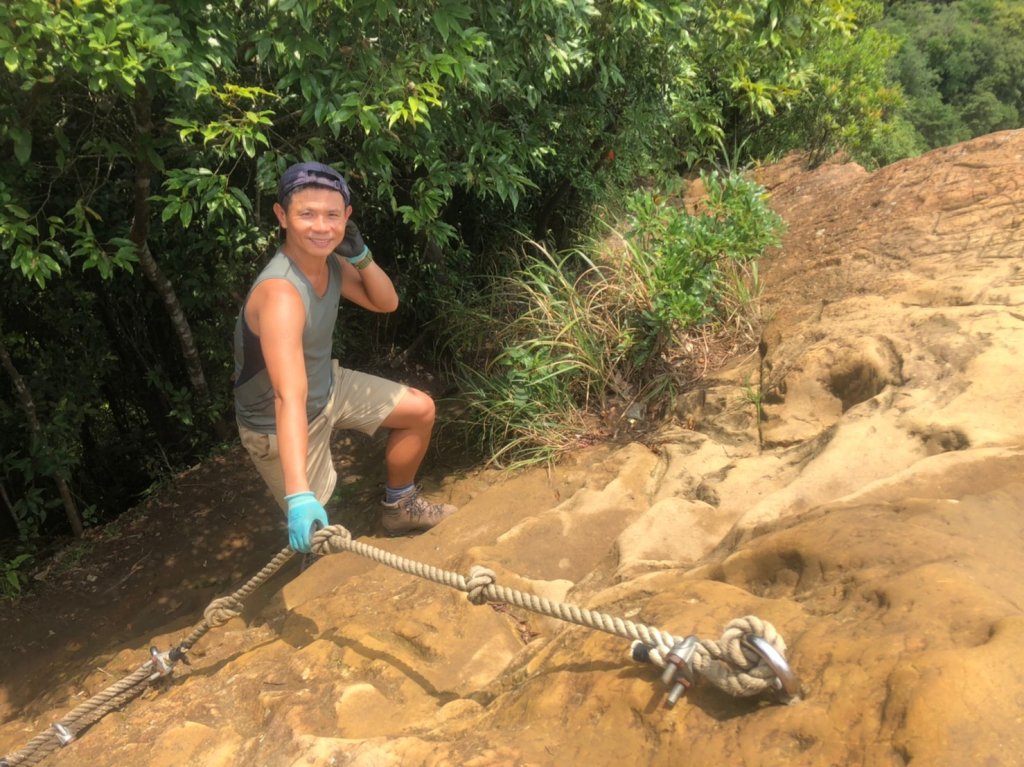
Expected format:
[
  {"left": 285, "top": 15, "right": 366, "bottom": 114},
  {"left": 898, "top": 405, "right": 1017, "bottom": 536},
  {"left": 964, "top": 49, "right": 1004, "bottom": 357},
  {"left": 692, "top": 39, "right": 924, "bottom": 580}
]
[{"left": 381, "top": 487, "right": 457, "bottom": 536}]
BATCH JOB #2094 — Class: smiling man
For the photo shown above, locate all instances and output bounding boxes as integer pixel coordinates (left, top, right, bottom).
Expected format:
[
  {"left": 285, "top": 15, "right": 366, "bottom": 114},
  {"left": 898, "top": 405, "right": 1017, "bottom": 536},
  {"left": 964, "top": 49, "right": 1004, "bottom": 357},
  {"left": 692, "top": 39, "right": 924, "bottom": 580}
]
[{"left": 233, "top": 161, "right": 456, "bottom": 553}]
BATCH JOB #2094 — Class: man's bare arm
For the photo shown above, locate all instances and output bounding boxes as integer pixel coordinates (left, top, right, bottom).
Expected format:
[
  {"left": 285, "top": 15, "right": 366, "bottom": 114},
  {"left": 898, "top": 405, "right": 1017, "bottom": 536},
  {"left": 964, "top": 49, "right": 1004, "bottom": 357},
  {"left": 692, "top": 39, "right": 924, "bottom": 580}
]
[
  {"left": 246, "top": 279, "right": 311, "bottom": 495},
  {"left": 339, "top": 255, "right": 399, "bottom": 312}
]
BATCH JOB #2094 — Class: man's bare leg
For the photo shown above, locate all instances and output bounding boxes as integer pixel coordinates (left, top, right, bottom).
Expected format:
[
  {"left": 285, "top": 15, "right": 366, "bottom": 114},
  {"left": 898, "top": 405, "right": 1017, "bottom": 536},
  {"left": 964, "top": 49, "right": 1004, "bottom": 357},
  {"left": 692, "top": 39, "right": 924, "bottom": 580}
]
[
  {"left": 378, "top": 388, "right": 456, "bottom": 535},
  {"left": 380, "top": 387, "right": 435, "bottom": 487}
]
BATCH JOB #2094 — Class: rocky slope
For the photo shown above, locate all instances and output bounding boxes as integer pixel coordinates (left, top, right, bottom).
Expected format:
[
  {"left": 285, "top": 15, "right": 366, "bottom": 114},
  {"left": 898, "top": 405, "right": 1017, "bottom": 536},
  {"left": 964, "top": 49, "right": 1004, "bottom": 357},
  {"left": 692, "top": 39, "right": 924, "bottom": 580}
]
[{"left": 3, "top": 129, "right": 1024, "bottom": 767}]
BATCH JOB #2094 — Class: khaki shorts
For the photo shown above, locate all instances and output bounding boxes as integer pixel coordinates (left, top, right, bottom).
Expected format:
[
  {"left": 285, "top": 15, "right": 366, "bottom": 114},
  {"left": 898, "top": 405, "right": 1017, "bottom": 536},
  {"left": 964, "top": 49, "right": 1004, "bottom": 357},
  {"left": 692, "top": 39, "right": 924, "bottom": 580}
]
[{"left": 238, "top": 361, "right": 407, "bottom": 511}]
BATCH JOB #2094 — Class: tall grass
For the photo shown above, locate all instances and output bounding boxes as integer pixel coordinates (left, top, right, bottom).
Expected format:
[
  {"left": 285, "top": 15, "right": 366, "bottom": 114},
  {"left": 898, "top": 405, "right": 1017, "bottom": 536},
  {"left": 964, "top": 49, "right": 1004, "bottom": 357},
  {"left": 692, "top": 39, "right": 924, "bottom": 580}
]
[{"left": 439, "top": 171, "right": 785, "bottom": 468}]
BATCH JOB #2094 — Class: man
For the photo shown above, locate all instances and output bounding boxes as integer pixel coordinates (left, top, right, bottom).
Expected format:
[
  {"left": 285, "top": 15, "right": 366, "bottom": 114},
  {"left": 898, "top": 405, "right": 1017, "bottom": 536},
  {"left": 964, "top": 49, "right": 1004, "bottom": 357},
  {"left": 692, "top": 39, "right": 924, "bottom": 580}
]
[{"left": 233, "top": 161, "right": 456, "bottom": 553}]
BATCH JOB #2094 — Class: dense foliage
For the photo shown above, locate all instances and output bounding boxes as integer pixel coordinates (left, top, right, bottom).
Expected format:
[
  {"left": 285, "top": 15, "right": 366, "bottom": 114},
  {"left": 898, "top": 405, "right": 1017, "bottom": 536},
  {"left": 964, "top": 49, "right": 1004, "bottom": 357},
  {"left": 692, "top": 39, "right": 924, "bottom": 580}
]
[
  {"left": 442, "top": 173, "right": 784, "bottom": 467},
  {"left": 3, "top": 0, "right": 1008, "bottom": 551},
  {"left": 879, "top": 0, "right": 1024, "bottom": 153}
]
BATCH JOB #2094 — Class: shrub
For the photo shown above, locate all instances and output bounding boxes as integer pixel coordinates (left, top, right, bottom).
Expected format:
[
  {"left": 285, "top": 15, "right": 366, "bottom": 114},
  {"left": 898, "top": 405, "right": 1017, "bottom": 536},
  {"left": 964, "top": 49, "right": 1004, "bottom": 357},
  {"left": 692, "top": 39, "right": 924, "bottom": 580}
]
[{"left": 441, "top": 171, "right": 785, "bottom": 467}]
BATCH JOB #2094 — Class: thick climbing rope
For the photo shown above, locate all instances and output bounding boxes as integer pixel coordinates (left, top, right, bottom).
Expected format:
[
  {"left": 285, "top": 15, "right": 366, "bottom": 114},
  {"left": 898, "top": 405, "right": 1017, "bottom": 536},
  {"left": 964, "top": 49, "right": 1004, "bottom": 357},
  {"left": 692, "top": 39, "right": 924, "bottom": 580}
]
[
  {"left": 2, "top": 523, "right": 798, "bottom": 767},
  {"left": 1, "top": 548, "right": 296, "bottom": 767},
  {"left": 308, "top": 525, "right": 795, "bottom": 699}
]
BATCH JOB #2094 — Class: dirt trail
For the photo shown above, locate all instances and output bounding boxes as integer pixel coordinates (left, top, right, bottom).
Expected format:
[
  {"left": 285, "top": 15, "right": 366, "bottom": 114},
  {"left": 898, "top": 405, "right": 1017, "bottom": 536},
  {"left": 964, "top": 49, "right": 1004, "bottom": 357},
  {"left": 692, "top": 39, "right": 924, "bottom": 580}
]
[{"left": 3, "top": 129, "right": 1024, "bottom": 767}]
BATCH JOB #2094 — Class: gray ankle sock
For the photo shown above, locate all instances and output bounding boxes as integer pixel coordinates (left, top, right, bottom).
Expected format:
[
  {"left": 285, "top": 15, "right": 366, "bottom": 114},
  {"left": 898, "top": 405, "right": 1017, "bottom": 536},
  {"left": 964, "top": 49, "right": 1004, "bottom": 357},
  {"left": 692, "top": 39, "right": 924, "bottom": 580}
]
[{"left": 385, "top": 482, "right": 416, "bottom": 505}]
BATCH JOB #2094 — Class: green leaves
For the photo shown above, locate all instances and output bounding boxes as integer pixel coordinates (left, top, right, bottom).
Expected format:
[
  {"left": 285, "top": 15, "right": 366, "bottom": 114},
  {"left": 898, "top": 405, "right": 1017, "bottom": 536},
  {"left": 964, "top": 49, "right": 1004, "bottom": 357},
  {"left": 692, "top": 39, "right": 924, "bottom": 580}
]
[
  {"left": 880, "top": 0, "right": 1024, "bottom": 153},
  {"left": 0, "top": 0, "right": 920, "bottom": 537},
  {"left": 0, "top": 0, "right": 190, "bottom": 97},
  {"left": 664, "top": 0, "right": 874, "bottom": 166},
  {"left": 1, "top": 554, "right": 34, "bottom": 598},
  {"left": 154, "top": 168, "right": 253, "bottom": 230},
  {"left": 432, "top": 0, "right": 473, "bottom": 42},
  {"left": 440, "top": 171, "right": 785, "bottom": 468},
  {"left": 623, "top": 171, "right": 784, "bottom": 361},
  {"left": 166, "top": 84, "right": 275, "bottom": 157},
  {"left": 2, "top": 193, "right": 58, "bottom": 287}
]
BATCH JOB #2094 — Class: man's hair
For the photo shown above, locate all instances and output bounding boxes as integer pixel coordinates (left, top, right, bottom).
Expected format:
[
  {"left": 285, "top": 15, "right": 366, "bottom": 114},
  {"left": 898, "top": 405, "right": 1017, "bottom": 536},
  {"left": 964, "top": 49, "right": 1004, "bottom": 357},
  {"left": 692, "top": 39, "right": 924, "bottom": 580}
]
[{"left": 277, "top": 161, "right": 351, "bottom": 208}]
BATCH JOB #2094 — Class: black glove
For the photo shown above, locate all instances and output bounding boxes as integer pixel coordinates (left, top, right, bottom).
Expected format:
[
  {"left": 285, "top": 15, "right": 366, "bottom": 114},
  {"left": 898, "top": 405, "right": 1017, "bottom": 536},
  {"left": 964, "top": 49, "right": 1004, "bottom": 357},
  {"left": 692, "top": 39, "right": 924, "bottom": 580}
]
[{"left": 335, "top": 219, "right": 369, "bottom": 263}]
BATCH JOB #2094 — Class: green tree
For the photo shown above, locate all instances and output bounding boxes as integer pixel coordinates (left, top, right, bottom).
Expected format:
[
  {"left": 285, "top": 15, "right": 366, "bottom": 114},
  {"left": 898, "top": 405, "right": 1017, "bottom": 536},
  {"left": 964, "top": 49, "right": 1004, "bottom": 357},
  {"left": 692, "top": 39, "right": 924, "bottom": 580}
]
[
  {"left": 880, "top": 0, "right": 1024, "bottom": 150},
  {"left": 0, "top": 0, "right": 904, "bottom": 543},
  {"left": 0, "top": 0, "right": 263, "bottom": 540},
  {"left": 0, "top": 313, "right": 82, "bottom": 537}
]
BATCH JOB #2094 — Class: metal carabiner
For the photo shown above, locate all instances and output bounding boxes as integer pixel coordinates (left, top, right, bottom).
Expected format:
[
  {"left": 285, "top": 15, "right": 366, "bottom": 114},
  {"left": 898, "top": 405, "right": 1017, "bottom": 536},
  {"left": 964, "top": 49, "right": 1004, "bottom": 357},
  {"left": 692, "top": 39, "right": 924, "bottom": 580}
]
[{"left": 742, "top": 634, "right": 800, "bottom": 700}]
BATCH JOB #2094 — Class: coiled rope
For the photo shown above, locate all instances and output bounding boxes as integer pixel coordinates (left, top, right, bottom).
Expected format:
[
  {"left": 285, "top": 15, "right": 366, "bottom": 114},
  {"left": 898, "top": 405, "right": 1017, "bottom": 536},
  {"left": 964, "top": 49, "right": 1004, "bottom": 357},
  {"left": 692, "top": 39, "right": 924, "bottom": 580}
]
[{"left": 2, "top": 523, "right": 796, "bottom": 766}]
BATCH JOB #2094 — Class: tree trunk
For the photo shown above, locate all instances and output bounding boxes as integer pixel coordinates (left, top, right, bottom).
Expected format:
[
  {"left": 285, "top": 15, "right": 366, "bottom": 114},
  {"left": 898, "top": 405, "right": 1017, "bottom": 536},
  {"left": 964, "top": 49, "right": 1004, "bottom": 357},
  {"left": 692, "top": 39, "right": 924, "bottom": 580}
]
[
  {"left": 131, "top": 81, "right": 213, "bottom": 410},
  {"left": 0, "top": 323, "right": 84, "bottom": 537},
  {"left": 134, "top": 239, "right": 212, "bottom": 404},
  {"left": 0, "top": 479, "right": 20, "bottom": 534}
]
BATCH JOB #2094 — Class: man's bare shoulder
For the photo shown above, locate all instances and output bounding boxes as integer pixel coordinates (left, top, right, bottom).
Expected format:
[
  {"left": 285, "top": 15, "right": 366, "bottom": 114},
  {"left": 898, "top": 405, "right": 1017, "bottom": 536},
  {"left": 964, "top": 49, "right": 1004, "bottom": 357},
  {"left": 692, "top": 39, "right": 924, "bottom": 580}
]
[
  {"left": 251, "top": 276, "right": 303, "bottom": 301},
  {"left": 246, "top": 278, "right": 304, "bottom": 336}
]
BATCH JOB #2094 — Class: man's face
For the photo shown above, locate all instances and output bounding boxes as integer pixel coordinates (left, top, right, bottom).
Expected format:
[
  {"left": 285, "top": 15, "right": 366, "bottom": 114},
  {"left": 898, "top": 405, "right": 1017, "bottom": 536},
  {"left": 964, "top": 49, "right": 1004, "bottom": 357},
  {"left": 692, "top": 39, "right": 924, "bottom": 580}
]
[{"left": 273, "top": 186, "right": 351, "bottom": 260}]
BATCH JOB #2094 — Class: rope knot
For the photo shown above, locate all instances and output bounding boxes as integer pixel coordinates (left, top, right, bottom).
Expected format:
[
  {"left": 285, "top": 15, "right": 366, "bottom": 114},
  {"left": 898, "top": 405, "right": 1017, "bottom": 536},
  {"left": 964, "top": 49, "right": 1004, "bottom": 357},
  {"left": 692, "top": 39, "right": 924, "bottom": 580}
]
[
  {"left": 466, "top": 565, "right": 496, "bottom": 605},
  {"left": 204, "top": 596, "right": 243, "bottom": 628},
  {"left": 311, "top": 524, "right": 352, "bottom": 556},
  {"left": 687, "top": 615, "right": 795, "bottom": 698},
  {"left": 720, "top": 615, "right": 785, "bottom": 669}
]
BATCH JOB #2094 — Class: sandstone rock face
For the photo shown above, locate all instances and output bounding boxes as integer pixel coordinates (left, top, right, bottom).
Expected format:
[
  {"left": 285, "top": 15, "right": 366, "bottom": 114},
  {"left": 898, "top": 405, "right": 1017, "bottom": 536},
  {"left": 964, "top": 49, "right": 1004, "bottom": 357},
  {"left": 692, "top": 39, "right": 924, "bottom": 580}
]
[{"left": 4, "top": 130, "right": 1024, "bottom": 767}]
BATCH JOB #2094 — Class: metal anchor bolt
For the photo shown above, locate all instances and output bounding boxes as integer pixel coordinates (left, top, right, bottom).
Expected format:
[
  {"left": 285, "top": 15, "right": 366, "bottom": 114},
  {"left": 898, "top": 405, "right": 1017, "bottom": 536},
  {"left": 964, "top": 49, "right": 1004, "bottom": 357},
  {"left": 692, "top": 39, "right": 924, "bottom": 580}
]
[{"left": 660, "top": 636, "right": 698, "bottom": 708}]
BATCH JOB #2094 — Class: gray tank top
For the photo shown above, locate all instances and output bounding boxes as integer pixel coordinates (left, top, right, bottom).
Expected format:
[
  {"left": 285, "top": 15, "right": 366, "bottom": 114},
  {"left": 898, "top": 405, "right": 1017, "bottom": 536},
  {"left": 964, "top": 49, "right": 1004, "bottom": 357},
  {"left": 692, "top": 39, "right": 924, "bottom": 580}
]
[{"left": 233, "top": 249, "right": 341, "bottom": 432}]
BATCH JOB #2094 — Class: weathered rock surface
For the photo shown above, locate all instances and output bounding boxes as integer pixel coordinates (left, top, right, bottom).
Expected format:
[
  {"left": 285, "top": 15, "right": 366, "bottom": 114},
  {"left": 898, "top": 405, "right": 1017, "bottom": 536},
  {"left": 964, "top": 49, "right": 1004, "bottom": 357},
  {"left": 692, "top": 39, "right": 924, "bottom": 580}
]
[{"left": 4, "top": 130, "right": 1024, "bottom": 767}]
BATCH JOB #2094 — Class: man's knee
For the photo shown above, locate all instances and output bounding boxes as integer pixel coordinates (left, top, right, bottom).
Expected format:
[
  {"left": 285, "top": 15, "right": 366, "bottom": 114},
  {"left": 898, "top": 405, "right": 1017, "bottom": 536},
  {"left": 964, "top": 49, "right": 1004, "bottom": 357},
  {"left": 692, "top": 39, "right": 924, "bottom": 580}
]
[
  {"left": 404, "top": 387, "right": 436, "bottom": 424},
  {"left": 387, "top": 387, "right": 436, "bottom": 429}
]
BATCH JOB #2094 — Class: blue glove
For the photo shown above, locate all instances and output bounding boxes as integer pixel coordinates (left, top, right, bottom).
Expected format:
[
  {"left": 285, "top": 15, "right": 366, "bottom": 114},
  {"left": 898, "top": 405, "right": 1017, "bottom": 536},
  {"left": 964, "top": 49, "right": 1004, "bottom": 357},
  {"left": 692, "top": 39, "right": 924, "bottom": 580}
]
[
  {"left": 334, "top": 219, "right": 369, "bottom": 264},
  {"left": 285, "top": 491, "right": 329, "bottom": 553}
]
